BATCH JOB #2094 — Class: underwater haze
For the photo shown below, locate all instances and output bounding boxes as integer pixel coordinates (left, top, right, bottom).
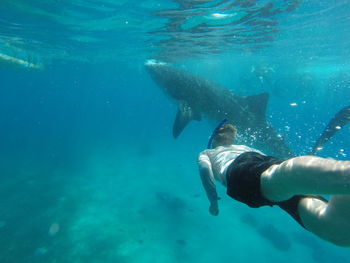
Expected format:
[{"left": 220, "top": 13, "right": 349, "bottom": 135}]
[{"left": 1, "top": 0, "right": 350, "bottom": 262}]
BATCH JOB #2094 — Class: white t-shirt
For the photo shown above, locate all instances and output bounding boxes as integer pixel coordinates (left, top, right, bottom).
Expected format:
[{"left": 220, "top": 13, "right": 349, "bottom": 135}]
[{"left": 198, "top": 144, "right": 264, "bottom": 204}]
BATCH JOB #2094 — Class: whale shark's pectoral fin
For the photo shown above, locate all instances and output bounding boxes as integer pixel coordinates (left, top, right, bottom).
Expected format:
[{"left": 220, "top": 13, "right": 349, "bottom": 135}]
[
  {"left": 173, "top": 101, "right": 201, "bottom": 138},
  {"left": 245, "top": 93, "right": 269, "bottom": 122}
]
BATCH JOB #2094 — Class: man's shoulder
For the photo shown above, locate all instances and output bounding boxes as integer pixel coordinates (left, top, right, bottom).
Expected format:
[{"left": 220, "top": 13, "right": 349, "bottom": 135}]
[
  {"left": 227, "top": 144, "right": 252, "bottom": 149},
  {"left": 227, "top": 144, "right": 264, "bottom": 153},
  {"left": 198, "top": 149, "right": 210, "bottom": 159},
  {"left": 199, "top": 144, "right": 262, "bottom": 154},
  {"left": 200, "top": 145, "right": 251, "bottom": 152}
]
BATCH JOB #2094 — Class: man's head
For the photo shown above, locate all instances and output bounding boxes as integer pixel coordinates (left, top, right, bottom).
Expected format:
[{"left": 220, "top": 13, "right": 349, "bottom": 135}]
[{"left": 212, "top": 124, "right": 237, "bottom": 148}]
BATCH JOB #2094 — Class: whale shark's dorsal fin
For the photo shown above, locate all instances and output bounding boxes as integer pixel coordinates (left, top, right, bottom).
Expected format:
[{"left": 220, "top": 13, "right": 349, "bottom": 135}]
[
  {"left": 245, "top": 93, "right": 269, "bottom": 122},
  {"left": 173, "top": 101, "right": 201, "bottom": 138}
]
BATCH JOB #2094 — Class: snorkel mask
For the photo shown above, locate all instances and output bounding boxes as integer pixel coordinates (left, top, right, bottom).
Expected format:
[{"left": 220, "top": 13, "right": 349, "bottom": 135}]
[{"left": 207, "top": 118, "right": 228, "bottom": 149}]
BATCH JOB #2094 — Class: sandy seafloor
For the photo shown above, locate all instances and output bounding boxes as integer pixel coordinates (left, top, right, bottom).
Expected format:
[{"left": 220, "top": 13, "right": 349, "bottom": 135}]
[{"left": 1, "top": 59, "right": 350, "bottom": 263}]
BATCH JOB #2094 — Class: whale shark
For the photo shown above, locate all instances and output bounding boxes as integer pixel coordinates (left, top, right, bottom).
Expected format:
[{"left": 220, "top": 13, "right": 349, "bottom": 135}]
[{"left": 145, "top": 60, "right": 293, "bottom": 158}]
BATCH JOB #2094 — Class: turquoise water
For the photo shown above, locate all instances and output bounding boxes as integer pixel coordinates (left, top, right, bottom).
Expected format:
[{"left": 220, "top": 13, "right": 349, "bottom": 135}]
[{"left": 1, "top": 0, "right": 350, "bottom": 262}]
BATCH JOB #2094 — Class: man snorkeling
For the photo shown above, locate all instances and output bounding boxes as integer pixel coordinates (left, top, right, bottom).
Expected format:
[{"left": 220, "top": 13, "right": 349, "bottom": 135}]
[{"left": 198, "top": 122, "right": 350, "bottom": 247}]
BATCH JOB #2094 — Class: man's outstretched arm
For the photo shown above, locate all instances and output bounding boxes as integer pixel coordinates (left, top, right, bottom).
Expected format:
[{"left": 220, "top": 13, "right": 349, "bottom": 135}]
[{"left": 198, "top": 152, "right": 219, "bottom": 215}]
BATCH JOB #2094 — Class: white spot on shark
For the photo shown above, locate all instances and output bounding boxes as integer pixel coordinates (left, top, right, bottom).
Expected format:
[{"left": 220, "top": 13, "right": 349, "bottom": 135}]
[{"left": 145, "top": 59, "right": 167, "bottom": 66}]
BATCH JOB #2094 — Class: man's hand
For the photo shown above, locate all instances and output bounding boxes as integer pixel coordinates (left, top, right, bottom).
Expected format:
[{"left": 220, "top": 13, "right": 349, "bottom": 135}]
[{"left": 209, "top": 203, "right": 219, "bottom": 216}]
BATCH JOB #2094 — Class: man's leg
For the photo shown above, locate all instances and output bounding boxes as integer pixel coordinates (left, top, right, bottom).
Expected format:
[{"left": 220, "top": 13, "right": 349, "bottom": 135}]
[
  {"left": 298, "top": 195, "right": 350, "bottom": 247},
  {"left": 260, "top": 155, "right": 350, "bottom": 202}
]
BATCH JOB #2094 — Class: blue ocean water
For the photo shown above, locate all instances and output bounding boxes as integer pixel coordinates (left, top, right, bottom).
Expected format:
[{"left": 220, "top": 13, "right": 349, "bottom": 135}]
[{"left": 1, "top": 0, "right": 350, "bottom": 262}]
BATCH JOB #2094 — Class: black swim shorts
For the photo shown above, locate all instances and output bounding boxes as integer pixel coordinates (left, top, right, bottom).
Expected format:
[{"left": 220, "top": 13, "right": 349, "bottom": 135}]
[
  {"left": 226, "top": 151, "right": 328, "bottom": 228},
  {"left": 226, "top": 151, "right": 281, "bottom": 208}
]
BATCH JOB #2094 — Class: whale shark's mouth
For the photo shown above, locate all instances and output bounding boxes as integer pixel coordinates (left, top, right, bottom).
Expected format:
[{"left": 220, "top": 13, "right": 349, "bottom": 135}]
[{"left": 145, "top": 59, "right": 167, "bottom": 66}]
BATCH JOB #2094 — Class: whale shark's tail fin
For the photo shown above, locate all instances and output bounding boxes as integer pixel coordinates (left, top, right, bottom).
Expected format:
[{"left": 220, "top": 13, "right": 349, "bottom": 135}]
[
  {"left": 311, "top": 105, "right": 350, "bottom": 155},
  {"left": 245, "top": 93, "right": 269, "bottom": 123}
]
